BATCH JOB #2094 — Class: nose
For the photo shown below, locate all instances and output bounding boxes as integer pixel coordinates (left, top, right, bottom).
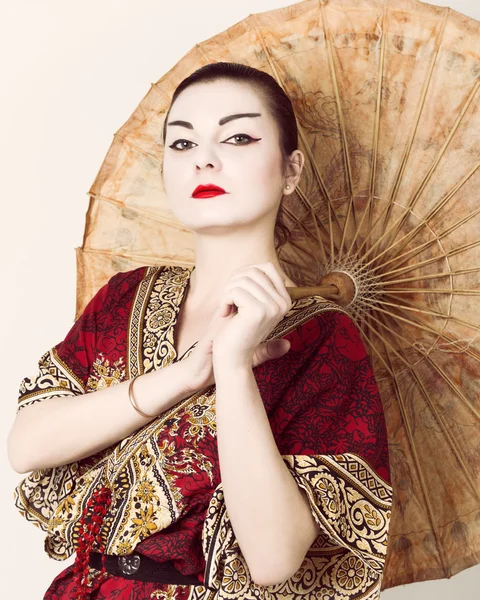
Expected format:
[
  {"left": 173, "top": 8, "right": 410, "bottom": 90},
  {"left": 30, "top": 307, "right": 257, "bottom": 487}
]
[{"left": 195, "top": 144, "right": 221, "bottom": 171}]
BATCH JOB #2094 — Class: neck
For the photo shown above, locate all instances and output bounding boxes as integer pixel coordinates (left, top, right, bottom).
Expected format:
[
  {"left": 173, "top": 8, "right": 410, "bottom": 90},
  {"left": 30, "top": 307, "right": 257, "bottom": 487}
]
[{"left": 186, "top": 232, "right": 294, "bottom": 312}]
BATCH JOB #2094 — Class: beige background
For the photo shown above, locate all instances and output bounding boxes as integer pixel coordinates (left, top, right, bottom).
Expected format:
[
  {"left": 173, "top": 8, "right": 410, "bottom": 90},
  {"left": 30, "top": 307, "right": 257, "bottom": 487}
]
[{"left": 2, "top": 0, "right": 479, "bottom": 597}]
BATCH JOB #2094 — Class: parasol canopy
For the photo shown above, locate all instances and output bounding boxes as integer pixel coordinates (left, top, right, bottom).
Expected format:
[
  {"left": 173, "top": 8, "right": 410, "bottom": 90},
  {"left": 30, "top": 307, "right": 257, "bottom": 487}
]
[{"left": 75, "top": 0, "right": 480, "bottom": 590}]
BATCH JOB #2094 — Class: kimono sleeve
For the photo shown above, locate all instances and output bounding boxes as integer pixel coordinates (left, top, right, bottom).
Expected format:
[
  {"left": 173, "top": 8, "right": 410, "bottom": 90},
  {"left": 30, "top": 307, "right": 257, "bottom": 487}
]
[
  {"left": 13, "top": 274, "right": 116, "bottom": 535},
  {"left": 200, "top": 309, "right": 393, "bottom": 598},
  {"left": 278, "top": 310, "right": 393, "bottom": 580}
]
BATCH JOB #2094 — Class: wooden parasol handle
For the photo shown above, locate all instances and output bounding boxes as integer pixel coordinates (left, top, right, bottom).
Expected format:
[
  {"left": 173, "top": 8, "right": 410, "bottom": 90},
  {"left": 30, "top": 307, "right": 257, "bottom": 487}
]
[{"left": 286, "top": 271, "right": 356, "bottom": 307}]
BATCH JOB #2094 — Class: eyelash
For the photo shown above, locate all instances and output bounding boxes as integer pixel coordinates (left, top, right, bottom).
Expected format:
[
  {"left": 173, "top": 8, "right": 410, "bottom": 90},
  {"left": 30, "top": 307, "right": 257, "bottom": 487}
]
[{"left": 168, "top": 133, "right": 260, "bottom": 151}]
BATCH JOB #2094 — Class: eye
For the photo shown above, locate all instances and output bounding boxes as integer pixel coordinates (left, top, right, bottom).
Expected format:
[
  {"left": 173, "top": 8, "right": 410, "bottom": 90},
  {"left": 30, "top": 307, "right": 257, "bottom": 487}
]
[
  {"left": 168, "top": 139, "right": 196, "bottom": 151},
  {"left": 168, "top": 133, "right": 260, "bottom": 152},
  {"left": 224, "top": 133, "right": 259, "bottom": 145}
]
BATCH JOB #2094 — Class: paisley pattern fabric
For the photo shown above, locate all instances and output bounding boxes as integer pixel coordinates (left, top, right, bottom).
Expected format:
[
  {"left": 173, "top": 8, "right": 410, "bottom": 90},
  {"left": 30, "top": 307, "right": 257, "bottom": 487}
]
[{"left": 13, "top": 264, "right": 393, "bottom": 599}]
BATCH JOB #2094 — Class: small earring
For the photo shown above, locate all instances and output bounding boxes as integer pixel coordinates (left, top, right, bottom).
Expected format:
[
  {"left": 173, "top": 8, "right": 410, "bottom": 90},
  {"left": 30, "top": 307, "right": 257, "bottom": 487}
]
[{"left": 285, "top": 185, "right": 291, "bottom": 190}]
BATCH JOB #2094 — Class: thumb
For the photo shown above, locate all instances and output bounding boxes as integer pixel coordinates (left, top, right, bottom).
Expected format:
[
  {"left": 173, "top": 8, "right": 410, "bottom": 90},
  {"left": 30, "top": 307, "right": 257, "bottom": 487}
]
[{"left": 254, "top": 339, "right": 291, "bottom": 366}]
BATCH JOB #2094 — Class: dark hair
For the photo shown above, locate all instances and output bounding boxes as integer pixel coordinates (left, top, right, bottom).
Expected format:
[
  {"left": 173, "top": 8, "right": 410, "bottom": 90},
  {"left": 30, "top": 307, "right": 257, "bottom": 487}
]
[{"left": 161, "top": 61, "right": 299, "bottom": 250}]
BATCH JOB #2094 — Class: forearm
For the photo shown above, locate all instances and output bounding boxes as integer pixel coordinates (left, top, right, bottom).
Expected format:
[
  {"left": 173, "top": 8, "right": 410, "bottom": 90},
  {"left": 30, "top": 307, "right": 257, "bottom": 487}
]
[
  {"left": 214, "top": 360, "right": 318, "bottom": 587},
  {"left": 7, "top": 361, "right": 194, "bottom": 474}
]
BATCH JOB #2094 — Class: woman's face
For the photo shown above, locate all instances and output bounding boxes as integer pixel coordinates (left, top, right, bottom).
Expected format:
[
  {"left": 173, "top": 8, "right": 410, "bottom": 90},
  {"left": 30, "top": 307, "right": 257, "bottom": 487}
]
[{"left": 162, "top": 79, "right": 286, "bottom": 236}]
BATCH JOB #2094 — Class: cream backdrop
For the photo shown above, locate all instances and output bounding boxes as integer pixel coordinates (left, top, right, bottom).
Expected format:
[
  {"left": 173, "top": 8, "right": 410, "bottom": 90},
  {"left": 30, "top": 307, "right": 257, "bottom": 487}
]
[{"left": 1, "top": 0, "right": 478, "bottom": 597}]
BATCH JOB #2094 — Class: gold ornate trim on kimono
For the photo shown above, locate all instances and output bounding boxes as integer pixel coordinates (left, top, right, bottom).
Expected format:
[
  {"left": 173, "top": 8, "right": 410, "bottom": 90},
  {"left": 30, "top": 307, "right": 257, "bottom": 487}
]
[
  {"left": 13, "top": 265, "right": 360, "bottom": 563},
  {"left": 201, "top": 453, "right": 393, "bottom": 600},
  {"left": 13, "top": 346, "right": 89, "bottom": 534},
  {"left": 17, "top": 347, "right": 85, "bottom": 413}
]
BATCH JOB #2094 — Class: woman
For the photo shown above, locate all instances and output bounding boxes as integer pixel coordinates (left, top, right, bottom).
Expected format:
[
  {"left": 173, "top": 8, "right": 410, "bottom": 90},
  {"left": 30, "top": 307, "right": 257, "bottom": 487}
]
[{"left": 8, "top": 62, "right": 393, "bottom": 599}]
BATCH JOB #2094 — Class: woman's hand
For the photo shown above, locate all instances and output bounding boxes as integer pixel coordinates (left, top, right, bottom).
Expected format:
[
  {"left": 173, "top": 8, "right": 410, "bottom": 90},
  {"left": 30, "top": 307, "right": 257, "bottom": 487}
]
[{"left": 183, "top": 262, "right": 293, "bottom": 392}]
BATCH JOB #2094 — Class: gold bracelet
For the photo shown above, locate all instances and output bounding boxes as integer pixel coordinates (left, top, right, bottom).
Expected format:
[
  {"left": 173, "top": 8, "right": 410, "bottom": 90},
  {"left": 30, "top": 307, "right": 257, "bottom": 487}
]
[{"left": 128, "top": 375, "right": 157, "bottom": 418}]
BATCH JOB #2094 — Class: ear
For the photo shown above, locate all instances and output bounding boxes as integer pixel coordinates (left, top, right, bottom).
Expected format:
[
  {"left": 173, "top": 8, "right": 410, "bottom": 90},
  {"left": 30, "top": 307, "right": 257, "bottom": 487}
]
[{"left": 284, "top": 149, "right": 304, "bottom": 193}]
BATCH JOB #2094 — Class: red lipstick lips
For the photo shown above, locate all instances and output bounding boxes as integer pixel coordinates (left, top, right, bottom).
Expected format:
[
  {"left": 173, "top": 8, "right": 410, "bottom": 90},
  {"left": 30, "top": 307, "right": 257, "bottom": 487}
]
[{"left": 192, "top": 184, "right": 227, "bottom": 198}]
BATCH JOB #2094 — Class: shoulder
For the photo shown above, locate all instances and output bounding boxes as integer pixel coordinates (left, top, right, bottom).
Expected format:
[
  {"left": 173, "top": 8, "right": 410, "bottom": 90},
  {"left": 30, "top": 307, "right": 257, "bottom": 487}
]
[
  {"left": 78, "top": 264, "right": 167, "bottom": 320},
  {"left": 101, "top": 265, "right": 155, "bottom": 302},
  {"left": 103, "top": 264, "right": 162, "bottom": 295},
  {"left": 307, "top": 307, "right": 368, "bottom": 363},
  {"left": 101, "top": 263, "right": 186, "bottom": 297},
  {"left": 317, "top": 308, "right": 363, "bottom": 340},
  {"left": 59, "top": 265, "right": 166, "bottom": 365}
]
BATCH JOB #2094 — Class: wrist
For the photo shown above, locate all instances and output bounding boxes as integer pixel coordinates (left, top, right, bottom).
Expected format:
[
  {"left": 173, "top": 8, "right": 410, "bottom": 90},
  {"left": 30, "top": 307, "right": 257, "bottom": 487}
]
[
  {"left": 213, "top": 348, "right": 253, "bottom": 373},
  {"left": 213, "top": 361, "right": 254, "bottom": 399},
  {"left": 175, "top": 356, "right": 206, "bottom": 395}
]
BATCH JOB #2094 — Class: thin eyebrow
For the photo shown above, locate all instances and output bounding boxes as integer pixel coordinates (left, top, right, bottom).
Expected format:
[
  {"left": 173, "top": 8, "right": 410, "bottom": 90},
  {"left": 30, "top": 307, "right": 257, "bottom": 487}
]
[{"left": 167, "top": 112, "right": 262, "bottom": 130}]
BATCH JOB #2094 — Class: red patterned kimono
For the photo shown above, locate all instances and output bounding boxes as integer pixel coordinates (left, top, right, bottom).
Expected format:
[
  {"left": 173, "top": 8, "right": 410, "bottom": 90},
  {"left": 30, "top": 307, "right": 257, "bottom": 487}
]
[{"left": 14, "top": 265, "right": 393, "bottom": 599}]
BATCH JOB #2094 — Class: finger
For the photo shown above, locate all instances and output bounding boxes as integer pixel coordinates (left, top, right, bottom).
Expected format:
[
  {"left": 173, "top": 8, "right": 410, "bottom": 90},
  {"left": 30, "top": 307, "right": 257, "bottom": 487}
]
[
  {"left": 248, "top": 263, "right": 291, "bottom": 309},
  {"left": 218, "top": 302, "right": 238, "bottom": 321},
  {"left": 220, "top": 284, "right": 270, "bottom": 316},
  {"left": 214, "top": 292, "right": 238, "bottom": 318},
  {"left": 224, "top": 269, "right": 283, "bottom": 312},
  {"left": 252, "top": 339, "right": 290, "bottom": 367},
  {"left": 202, "top": 307, "right": 227, "bottom": 342},
  {"left": 260, "top": 262, "right": 292, "bottom": 307},
  {"left": 215, "top": 304, "right": 234, "bottom": 325}
]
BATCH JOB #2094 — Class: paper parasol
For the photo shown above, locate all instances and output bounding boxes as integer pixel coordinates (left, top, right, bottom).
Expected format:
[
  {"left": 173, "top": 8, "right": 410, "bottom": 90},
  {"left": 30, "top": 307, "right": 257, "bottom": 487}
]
[{"left": 74, "top": 0, "right": 480, "bottom": 590}]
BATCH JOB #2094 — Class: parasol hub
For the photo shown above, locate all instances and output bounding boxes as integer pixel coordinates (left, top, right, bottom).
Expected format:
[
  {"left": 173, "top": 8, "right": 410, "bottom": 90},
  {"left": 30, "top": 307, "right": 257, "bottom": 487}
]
[{"left": 318, "top": 271, "right": 356, "bottom": 307}]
